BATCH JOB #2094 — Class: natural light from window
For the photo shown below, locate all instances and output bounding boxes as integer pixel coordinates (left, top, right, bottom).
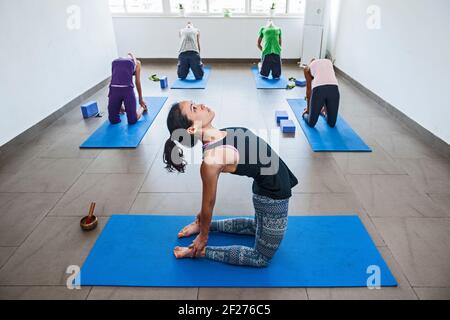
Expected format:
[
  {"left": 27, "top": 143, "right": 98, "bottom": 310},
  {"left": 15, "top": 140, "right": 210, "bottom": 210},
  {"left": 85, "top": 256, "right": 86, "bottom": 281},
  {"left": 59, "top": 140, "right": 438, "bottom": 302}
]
[
  {"left": 169, "top": 0, "right": 208, "bottom": 13},
  {"left": 124, "top": 0, "right": 163, "bottom": 13},
  {"left": 109, "top": 0, "right": 305, "bottom": 15},
  {"left": 209, "top": 0, "right": 246, "bottom": 14}
]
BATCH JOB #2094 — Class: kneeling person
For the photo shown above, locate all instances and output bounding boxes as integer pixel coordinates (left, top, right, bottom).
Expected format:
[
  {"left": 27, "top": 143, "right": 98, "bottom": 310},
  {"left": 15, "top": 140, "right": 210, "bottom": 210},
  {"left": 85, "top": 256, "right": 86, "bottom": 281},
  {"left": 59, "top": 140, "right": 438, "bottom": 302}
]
[
  {"left": 177, "top": 22, "right": 204, "bottom": 80},
  {"left": 302, "top": 58, "right": 340, "bottom": 128},
  {"left": 257, "top": 20, "right": 282, "bottom": 79},
  {"left": 108, "top": 52, "right": 147, "bottom": 125}
]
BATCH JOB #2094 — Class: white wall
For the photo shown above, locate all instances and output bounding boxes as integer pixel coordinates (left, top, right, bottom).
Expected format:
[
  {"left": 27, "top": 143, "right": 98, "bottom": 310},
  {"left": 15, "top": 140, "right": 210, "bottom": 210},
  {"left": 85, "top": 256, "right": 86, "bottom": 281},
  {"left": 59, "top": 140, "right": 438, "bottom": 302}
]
[
  {"left": 325, "top": 0, "right": 341, "bottom": 60},
  {"left": 0, "top": 0, "right": 117, "bottom": 146},
  {"left": 330, "top": 0, "right": 450, "bottom": 144},
  {"left": 113, "top": 17, "right": 304, "bottom": 59}
]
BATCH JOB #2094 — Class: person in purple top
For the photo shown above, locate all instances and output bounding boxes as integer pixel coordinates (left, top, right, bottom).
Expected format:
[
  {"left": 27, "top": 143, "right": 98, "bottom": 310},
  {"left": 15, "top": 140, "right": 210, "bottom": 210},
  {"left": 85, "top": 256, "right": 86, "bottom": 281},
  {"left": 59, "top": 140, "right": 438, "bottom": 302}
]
[{"left": 108, "top": 52, "right": 147, "bottom": 125}]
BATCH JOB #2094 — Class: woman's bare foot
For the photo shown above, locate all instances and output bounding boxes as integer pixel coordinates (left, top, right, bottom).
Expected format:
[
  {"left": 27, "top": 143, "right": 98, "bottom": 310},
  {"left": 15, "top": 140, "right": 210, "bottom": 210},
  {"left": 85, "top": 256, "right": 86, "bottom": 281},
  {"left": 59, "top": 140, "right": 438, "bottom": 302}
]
[
  {"left": 173, "top": 246, "right": 195, "bottom": 259},
  {"left": 178, "top": 221, "right": 200, "bottom": 238},
  {"left": 173, "top": 246, "right": 206, "bottom": 259}
]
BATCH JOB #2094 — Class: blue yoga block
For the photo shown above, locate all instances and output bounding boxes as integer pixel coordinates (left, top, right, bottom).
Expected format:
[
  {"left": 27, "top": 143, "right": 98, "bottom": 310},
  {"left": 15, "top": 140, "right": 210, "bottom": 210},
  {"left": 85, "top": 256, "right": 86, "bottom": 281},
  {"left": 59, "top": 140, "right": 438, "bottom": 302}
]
[
  {"left": 81, "top": 101, "right": 99, "bottom": 119},
  {"left": 280, "top": 119, "right": 296, "bottom": 133},
  {"left": 160, "top": 76, "right": 168, "bottom": 89},
  {"left": 275, "top": 111, "right": 289, "bottom": 124},
  {"left": 295, "top": 79, "right": 307, "bottom": 87}
]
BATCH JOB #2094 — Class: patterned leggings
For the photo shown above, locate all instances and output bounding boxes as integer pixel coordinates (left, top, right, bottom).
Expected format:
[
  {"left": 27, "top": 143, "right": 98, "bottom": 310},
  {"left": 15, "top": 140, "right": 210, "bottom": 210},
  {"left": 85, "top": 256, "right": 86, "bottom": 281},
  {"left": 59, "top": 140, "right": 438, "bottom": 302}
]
[{"left": 204, "top": 194, "right": 289, "bottom": 268}]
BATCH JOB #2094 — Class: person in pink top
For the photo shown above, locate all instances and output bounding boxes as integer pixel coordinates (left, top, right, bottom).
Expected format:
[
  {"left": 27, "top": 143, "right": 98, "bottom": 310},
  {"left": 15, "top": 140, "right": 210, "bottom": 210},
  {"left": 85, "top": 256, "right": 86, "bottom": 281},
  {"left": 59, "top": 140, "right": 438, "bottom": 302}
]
[{"left": 302, "top": 58, "right": 340, "bottom": 128}]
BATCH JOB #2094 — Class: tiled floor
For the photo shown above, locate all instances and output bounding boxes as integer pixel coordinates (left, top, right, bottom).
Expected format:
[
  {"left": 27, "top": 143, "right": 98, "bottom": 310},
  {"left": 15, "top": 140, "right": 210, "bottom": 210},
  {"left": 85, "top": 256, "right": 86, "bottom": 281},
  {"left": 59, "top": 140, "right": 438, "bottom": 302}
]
[{"left": 0, "top": 62, "right": 449, "bottom": 300}]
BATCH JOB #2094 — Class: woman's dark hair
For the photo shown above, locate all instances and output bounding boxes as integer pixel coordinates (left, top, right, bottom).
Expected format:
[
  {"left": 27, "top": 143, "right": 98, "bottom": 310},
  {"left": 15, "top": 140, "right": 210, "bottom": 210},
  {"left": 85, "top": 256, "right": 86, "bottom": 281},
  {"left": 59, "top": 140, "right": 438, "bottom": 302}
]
[{"left": 163, "top": 102, "right": 196, "bottom": 173}]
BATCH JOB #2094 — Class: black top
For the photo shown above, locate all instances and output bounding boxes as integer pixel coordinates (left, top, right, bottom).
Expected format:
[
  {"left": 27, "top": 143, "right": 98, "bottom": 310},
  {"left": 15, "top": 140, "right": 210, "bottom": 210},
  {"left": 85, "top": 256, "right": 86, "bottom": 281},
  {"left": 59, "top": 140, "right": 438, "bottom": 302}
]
[{"left": 202, "top": 127, "right": 298, "bottom": 200}]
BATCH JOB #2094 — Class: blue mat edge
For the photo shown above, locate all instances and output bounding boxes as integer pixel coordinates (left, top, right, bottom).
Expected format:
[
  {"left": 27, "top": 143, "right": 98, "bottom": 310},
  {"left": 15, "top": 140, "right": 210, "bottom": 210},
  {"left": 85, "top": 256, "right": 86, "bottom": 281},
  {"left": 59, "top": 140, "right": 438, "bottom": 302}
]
[
  {"left": 251, "top": 66, "right": 288, "bottom": 89},
  {"left": 170, "top": 66, "right": 211, "bottom": 89},
  {"left": 286, "top": 98, "right": 372, "bottom": 152},
  {"left": 80, "top": 214, "right": 398, "bottom": 288},
  {"left": 79, "top": 96, "right": 168, "bottom": 149}
]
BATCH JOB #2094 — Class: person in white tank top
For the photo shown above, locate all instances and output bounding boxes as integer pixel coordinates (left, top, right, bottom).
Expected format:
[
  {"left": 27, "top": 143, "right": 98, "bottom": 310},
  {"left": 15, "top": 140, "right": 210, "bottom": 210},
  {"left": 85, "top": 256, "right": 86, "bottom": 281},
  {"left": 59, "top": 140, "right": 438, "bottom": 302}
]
[
  {"left": 179, "top": 22, "right": 200, "bottom": 53},
  {"left": 177, "top": 22, "right": 204, "bottom": 80}
]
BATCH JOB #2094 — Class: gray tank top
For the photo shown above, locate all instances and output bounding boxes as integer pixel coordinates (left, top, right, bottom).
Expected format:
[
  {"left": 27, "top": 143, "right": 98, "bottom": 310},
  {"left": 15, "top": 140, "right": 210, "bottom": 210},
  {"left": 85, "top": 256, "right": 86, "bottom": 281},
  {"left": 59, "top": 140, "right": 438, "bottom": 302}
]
[{"left": 179, "top": 27, "right": 199, "bottom": 53}]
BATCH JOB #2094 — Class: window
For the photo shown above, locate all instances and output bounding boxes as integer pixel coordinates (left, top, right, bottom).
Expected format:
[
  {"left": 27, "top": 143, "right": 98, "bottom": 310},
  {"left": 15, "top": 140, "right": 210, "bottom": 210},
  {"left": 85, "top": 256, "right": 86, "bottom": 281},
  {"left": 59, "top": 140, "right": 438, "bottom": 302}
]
[
  {"left": 109, "top": 0, "right": 126, "bottom": 13},
  {"left": 209, "top": 0, "right": 246, "bottom": 14},
  {"left": 251, "top": 0, "right": 286, "bottom": 14},
  {"left": 288, "top": 0, "right": 306, "bottom": 15},
  {"left": 109, "top": 0, "right": 305, "bottom": 15},
  {"left": 108, "top": 0, "right": 164, "bottom": 13},
  {"left": 169, "top": 0, "right": 208, "bottom": 13},
  {"left": 126, "top": 0, "right": 163, "bottom": 13}
]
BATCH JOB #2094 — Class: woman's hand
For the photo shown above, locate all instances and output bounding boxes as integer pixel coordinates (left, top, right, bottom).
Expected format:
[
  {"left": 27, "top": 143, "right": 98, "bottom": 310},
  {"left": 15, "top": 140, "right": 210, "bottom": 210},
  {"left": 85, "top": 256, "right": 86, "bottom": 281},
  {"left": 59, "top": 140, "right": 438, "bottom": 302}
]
[
  {"left": 302, "top": 108, "right": 309, "bottom": 116},
  {"left": 191, "top": 233, "right": 208, "bottom": 257},
  {"left": 139, "top": 98, "right": 148, "bottom": 111}
]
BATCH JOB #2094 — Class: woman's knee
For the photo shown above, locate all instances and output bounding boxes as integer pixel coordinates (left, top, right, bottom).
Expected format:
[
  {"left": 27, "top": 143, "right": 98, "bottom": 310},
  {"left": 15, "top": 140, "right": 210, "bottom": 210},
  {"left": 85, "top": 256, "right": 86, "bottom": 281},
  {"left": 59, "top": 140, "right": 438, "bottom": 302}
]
[
  {"left": 327, "top": 118, "right": 337, "bottom": 128},
  {"left": 127, "top": 114, "right": 138, "bottom": 125},
  {"left": 109, "top": 115, "right": 121, "bottom": 124},
  {"left": 303, "top": 113, "right": 318, "bottom": 127},
  {"left": 194, "top": 70, "right": 204, "bottom": 80},
  {"left": 255, "top": 255, "right": 271, "bottom": 268}
]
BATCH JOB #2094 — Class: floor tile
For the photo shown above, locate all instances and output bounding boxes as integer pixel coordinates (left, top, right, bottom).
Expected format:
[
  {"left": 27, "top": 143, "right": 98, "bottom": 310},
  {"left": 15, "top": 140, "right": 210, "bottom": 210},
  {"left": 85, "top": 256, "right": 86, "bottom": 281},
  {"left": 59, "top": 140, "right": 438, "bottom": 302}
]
[
  {"left": 198, "top": 288, "right": 307, "bottom": 300},
  {"left": 333, "top": 143, "right": 406, "bottom": 175},
  {"left": 285, "top": 158, "right": 352, "bottom": 193},
  {"left": 0, "top": 193, "right": 62, "bottom": 246},
  {"left": 427, "top": 193, "right": 450, "bottom": 215},
  {"left": 87, "top": 287, "right": 197, "bottom": 300},
  {"left": 0, "top": 158, "right": 91, "bottom": 193},
  {"left": 373, "top": 217, "right": 450, "bottom": 287},
  {"left": 0, "top": 247, "right": 16, "bottom": 268},
  {"left": 396, "top": 158, "right": 450, "bottom": 194},
  {"left": 37, "top": 132, "right": 101, "bottom": 159},
  {"left": 0, "top": 217, "right": 107, "bottom": 286},
  {"left": 86, "top": 145, "right": 160, "bottom": 174},
  {"left": 413, "top": 287, "right": 450, "bottom": 300},
  {"left": 346, "top": 175, "right": 448, "bottom": 217},
  {"left": 0, "top": 286, "right": 90, "bottom": 300},
  {"left": 375, "top": 133, "right": 443, "bottom": 160},
  {"left": 49, "top": 174, "right": 145, "bottom": 216}
]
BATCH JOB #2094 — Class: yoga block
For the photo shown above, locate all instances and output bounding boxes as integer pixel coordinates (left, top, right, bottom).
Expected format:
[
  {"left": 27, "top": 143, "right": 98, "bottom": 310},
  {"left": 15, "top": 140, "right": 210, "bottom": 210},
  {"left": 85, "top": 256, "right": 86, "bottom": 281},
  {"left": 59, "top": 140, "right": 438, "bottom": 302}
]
[
  {"left": 275, "top": 111, "right": 289, "bottom": 124},
  {"left": 160, "top": 76, "right": 168, "bottom": 89},
  {"left": 81, "top": 101, "right": 99, "bottom": 119},
  {"left": 295, "top": 79, "right": 307, "bottom": 87},
  {"left": 280, "top": 120, "right": 296, "bottom": 133}
]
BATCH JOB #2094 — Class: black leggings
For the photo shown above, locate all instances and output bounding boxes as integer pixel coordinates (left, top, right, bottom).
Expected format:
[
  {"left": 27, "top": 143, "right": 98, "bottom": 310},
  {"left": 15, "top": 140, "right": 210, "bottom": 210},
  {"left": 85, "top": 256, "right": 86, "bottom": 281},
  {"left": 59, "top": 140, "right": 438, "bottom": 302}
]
[
  {"left": 303, "top": 85, "right": 340, "bottom": 128},
  {"left": 260, "top": 53, "right": 281, "bottom": 79},
  {"left": 177, "top": 51, "right": 204, "bottom": 80}
]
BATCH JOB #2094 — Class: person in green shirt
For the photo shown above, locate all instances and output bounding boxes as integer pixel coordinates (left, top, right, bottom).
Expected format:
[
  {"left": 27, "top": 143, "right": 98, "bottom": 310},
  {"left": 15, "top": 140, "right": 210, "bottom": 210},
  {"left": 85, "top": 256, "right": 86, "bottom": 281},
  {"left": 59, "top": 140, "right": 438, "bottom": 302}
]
[{"left": 257, "top": 20, "right": 282, "bottom": 79}]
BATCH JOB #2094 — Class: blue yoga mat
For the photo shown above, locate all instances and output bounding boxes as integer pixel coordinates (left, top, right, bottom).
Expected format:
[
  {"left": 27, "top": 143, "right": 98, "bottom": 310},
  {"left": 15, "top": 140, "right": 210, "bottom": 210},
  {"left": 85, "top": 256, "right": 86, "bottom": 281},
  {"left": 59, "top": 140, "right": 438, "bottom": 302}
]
[
  {"left": 287, "top": 99, "right": 372, "bottom": 152},
  {"left": 80, "top": 96, "right": 168, "bottom": 149},
  {"left": 171, "top": 66, "right": 211, "bottom": 89},
  {"left": 251, "top": 66, "right": 288, "bottom": 89},
  {"left": 80, "top": 215, "right": 397, "bottom": 287}
]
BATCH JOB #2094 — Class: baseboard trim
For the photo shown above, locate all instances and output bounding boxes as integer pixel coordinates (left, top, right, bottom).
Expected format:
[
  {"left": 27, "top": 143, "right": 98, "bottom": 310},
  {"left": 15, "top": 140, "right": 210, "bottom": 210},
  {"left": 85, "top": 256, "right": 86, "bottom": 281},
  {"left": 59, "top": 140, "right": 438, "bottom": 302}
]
[
  {"left": 0, "top": 76, "right": 111, "bottom": 155},
  {"left": 335, "top": 67, "right": 450, "bottom": 158},
  {"left": 139, "top": 58, "right": 300, "bottom": 64}
]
